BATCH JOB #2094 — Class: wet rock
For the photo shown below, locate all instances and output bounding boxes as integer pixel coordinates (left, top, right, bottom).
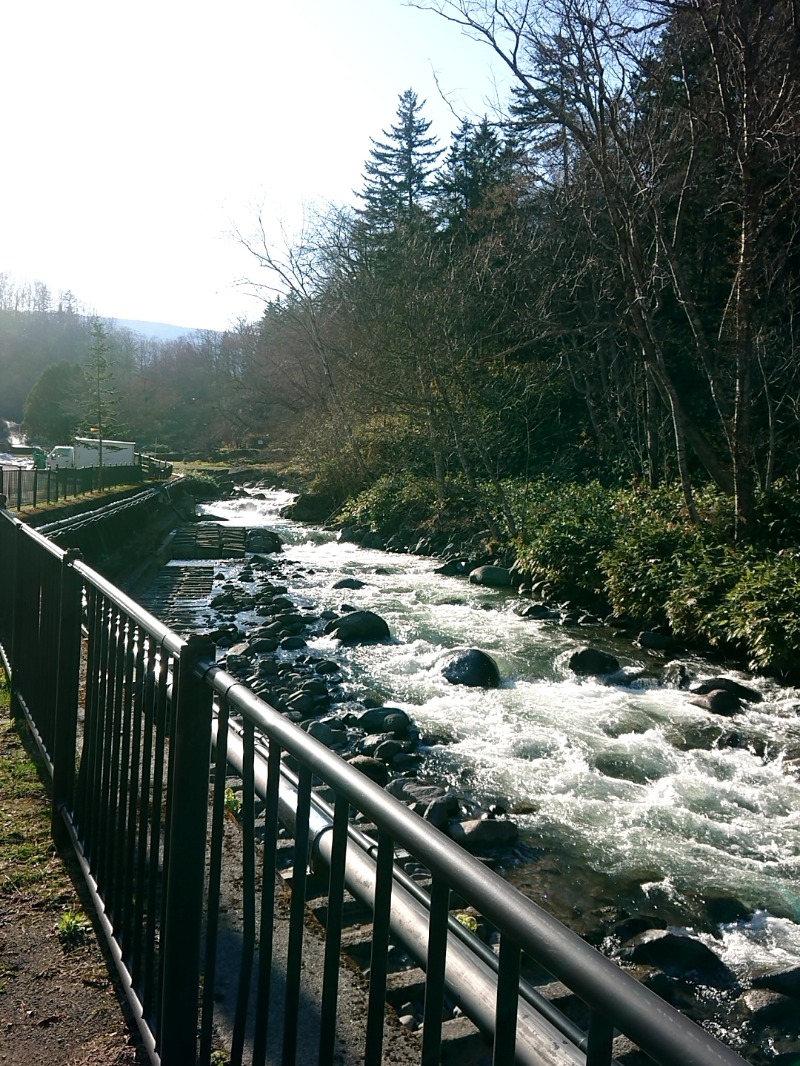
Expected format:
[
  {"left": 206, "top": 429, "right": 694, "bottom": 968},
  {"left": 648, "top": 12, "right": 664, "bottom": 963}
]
[
  {"left": 439, "top": 648, "right": 501, "bottom": 688},
  {"left": 468, "top": 565, "right": 513, "bottom": 588},
  {"left": 285, "top": 691, "right": 318, "bottom": 715},
  {"left": 434, "top": 561, "right": 464, "bottom": 577},
  {"left": 386, "top": 779, "right": 447, "bottom": 806},
  {"left": 356, "top": 706, "right": 412, "bottom": 736},
  {"left": 518, "top": 602, "right": 557, "bottom": 620},
  {"left": 622, "top": 931, "right": 739, "bottom": 990},
  {"left": 358, "top": 735, "right": 406, "bottom": 762},
  {"left": 304, "top": 720, "right": 348, "bottom": 748},
  {"left": 280, "top": 635, "right": 307, "bottom": 651},
  {"left": 568, "top": 647, "right": 621, "bottom": 676},
  {"left": 224, "top": 653, "right": 251, "bottom": 674},
  {"left": 314, "top": 659, "right": 341, "bottom": 675},
  {"left": 325, "top": 610, "right": 391, "bottom": 643},
  {"left": 248, "top": 636, "right": 279, "bottom": 654},
  {"left": 332, "top": 577, "right": 367, "bottom": 590},
  {"left": 637, "top": 630, "right": 676, "bottom": 651},
  {"left": 346, "top": 754, "right": 389, "bottom": 785},
  {"left": 662, "top": 662, "right": 692, "bottom": 689},
  {"left": 691, "top": 677, "right": 763, "bottom": 703},
  {"left": 423, "top": 793, "right": 460, "bottom": 831},
  {"left": 448, "top": 816, "right": 519, "bottom": 853},
  {"left": 751, "top": 966, "right": 800, "bottom": 1000},
  {"left": 611, "top": 915, "right": 669, "bottom": 943},
  {"left": 689, "top": 688, "right": 741, "bottom": 716},
  {"left": 246, "top": 529, "right": 284, "bottom": 553},
  {"left": 703, "top": 895, "right": 752, "bottom": 926},
  {"left": 604, "top": 666, "right": 650, "bottom": 687}
]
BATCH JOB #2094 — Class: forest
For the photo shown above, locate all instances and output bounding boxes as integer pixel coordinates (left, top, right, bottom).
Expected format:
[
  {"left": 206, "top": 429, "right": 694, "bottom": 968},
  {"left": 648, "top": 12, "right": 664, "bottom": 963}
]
[{"left": 1, "top": 0, "right": 799, "bottom": 673}]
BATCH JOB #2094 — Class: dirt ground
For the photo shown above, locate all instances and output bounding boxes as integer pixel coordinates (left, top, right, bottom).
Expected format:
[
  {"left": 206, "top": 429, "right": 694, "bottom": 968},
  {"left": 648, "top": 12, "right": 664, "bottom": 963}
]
[{"left": 0, "top": 707, "right": 147, "bottom": 1066}]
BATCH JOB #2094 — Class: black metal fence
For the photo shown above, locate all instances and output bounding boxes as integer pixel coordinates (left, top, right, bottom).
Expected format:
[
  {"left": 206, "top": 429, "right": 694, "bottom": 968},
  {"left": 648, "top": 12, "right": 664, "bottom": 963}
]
[
  {"left": 0, "top": 507, "right": 750, "bottom": 1066},
  {"left": 0, "top": 464, "right": 143, "bottom": 509}
]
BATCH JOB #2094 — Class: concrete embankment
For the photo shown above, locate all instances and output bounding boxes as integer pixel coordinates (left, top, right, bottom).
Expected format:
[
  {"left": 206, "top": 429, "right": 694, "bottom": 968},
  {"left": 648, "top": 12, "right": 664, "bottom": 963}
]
[{"left": 24, "top": 479, "right": 198, "bottom": 591}]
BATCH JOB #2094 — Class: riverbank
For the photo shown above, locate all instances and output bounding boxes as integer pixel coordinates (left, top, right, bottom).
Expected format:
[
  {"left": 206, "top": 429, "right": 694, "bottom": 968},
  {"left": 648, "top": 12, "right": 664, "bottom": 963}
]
[
  {"left": 179, "top": 481, "right": 799, "bottom": 1065},
  {"left": 302, "top": 473, "right": 800, "bottom": 682}
]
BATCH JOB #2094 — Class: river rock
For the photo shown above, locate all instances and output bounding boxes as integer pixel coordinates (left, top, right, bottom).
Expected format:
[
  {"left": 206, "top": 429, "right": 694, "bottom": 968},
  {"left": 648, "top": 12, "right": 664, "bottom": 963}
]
[
  {"left": 332, "top": 577, "right": 367, "bottom": 590},
  {"left": 282, "top": 493, "right": 335, "bottom": 522},
  {"left": 325, "top": 610, "right": 391, "bottom": 643},
  {"left": 346, "top": 754, "right": 389, "bottom": 785},
  {"left": 638, "top": 630, "right": 676, "bottom": 651},
  {"left": 622, "top": 931, "right": 738, "bottom": 990},
  {"left": 568, "top": 647, "right": 621, "bottom": 676},
  {"left": 468, "top": 565, "right": 513, "bottom": 588},
  {"left": 434, "top": 561, "right": 464, "bottom": 577},
  {"left": 280, "top": 635, "right": 307, "bottom": 651},
  {"left": 662, "top": 662, "right": 692, "bottom": 688},
  {"left": 356, "top": 706, "right": 412, "bottom": 736},
  {"left": 691, "top": 677, "right": 763, "bottom": 703},
  {"left": 439, "top": 648, "right": 501, "bottom": 688},
  {"left": 423, "top": 793, "right": 460, "bottom": 830},
  {"left": 385, "top": 779, "right": 448, "bottom": 806},
  {"left": 246, "top": 529, "right": 283, "bottom": 553},
  {"left": 304, "top": 720, "right": 347, "bottom": 748},
  {"left": 751, "top": 966, "right": 800, "bottom": 999},
  {"left": 448, "top": 816, "right": 518, "bottom": 852},
  {"left": 518, "top": 602, "right": 557, "bottom": 620},
  {"left": 314, "top": 659, "right": 341, "bottom": 675},
  {"left": 689, "top": 688, "right": 741, "bottom": 716}
]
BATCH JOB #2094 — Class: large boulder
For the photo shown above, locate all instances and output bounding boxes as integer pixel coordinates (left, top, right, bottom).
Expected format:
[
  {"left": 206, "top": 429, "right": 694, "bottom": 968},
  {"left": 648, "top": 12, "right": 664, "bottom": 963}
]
[
  {"left": 439, "top": 648, "right": 501, "bottom": 688},
  {"left": 568, "top": 647, "right": 620, "bottom": 676},
  {"left": 468, "top": 565, "right": 513, "bottom": 588},
  {"left": 448, "top": 817, "right": 518, "bottom": 853},
  {"left": 689, "top": 688, "right": 742, "bottom": 716},
  {"left": 356, "top": 706, "right": 412, "bottom": 735},
  {"left": 751, "top": 966, "right": 800, "bottom": 1000},
  {"left": 622, "top": 931, "right": 738, "bottom": 991},
  {"left": 325, "top": 610, "right": 391, "bottom": 643},
  {"left": 332, "top": 577, "right": 367, "bottom": 590},
  {"left": 691, "top": 677, "right": 763, "bottom": 703},
  {"left": 246, "top": 528, "right": 283, "bottom": 554}
]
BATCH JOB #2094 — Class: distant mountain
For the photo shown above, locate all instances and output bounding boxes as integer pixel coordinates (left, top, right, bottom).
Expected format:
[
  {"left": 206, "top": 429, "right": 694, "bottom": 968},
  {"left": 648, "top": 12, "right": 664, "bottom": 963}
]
[{"left": 108, "top": 318, "right": 216, "bottom": 341}]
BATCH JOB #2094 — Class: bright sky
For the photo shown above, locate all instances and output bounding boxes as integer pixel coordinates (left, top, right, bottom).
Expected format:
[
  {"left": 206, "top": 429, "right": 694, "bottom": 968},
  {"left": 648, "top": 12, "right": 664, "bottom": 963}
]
[{"left": 1, "top": 0, "right": 508, "bottom": 332}]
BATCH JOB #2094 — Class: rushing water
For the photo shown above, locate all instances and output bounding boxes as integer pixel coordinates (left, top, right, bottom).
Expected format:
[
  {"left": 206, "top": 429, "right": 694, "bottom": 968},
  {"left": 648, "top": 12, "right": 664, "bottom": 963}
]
[{"left": 197, "top": 488, "right": 800, "bottom": 987}]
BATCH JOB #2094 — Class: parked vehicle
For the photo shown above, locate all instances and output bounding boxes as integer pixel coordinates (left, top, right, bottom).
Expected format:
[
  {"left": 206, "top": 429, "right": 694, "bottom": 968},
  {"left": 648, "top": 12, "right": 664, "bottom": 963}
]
[{"left": 47, "top": 438, "right": 137, "bottom": 470}]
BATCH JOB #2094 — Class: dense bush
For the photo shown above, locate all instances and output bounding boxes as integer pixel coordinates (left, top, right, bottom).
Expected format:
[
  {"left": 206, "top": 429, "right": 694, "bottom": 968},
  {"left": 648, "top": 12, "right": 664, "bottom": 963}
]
[
  {"left": 512, "top": 480, "right": 617, "bottom": 603},
  {"left": 338, "top": 474, "right": 800, "bottom": 677},
  {"left": 337, "top": 473, "right": 443, "bottom": 534}
]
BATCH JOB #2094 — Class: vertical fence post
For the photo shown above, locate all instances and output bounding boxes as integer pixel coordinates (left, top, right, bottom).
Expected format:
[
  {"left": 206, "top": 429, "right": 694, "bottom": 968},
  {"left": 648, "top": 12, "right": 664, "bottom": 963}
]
[
  {"left": 51, "top": 549, "right": 83, "bottom": 845},
  {"left": 9, "top": 521, "right": 29, "bottom": 720},
  {"left": 158, "top": 632, "right": 215, "bottom": 1066}
]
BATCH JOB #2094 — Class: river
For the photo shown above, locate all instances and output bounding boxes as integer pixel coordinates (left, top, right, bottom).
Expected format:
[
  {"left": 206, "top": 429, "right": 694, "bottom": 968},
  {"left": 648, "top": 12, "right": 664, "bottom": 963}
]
[{"left": 195, "top": 486, "right": 800, "bottom": 995}]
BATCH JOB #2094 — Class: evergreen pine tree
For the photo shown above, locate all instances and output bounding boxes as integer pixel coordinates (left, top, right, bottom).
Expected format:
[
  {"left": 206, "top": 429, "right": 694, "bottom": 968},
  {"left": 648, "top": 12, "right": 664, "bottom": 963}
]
[
  {"left": 435, "top": 117, "right": 520, "bottom": 227},
  {"left": 359, "top": 89, "right": 442, "bottom": 231}
]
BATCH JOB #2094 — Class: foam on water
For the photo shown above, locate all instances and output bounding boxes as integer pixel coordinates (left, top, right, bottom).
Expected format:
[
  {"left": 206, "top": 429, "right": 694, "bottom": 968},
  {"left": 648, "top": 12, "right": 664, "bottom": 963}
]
[{"left": 201, "top": 490, "right": 800, "bottom": 975}]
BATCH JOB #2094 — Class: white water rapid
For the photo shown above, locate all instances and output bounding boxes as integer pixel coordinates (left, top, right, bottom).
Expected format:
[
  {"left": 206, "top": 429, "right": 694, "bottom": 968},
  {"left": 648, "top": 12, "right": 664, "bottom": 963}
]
[{"left": 197, "top": 488, "right": 800, "bottom": 988}]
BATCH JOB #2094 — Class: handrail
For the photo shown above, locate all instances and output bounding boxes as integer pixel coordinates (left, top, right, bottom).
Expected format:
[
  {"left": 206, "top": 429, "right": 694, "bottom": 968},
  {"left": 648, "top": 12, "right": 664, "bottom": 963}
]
[
  {"left": 0, "top": 506, "right": 752, "bottom": 1066},
  {"left": 207, "top": 662, "right": 747, "bottom": 1066}
]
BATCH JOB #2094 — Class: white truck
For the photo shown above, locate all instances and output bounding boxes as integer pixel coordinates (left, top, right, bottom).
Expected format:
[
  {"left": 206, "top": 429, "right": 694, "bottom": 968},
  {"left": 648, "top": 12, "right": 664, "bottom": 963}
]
[{"left": 47, "top": 437, "right": 138, "bottom": 470}]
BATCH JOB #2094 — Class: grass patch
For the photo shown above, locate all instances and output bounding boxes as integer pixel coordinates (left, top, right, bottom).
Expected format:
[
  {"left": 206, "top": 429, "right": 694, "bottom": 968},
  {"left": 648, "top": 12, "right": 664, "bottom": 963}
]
[
  {"left": 0, "top": 671, "right": 63, "bottom": 904},
  {"left": 55, "top": 908, "right": 93, "bottom": 949}
]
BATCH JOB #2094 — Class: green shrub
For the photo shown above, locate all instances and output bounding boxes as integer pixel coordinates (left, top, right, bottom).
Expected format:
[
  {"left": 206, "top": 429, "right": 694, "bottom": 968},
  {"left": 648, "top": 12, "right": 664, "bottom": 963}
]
[
  {"left": 514, "top": 480, "right": 618, "bottom": 602},
  {"left": 723, "top": 549, "right": 800, "bottom": 675},
  {"left": 338, "top": 473, "right": 441, "bottom": 534},
  {"left": 181, "top": 472, "right": 222, "bottom": 500}
]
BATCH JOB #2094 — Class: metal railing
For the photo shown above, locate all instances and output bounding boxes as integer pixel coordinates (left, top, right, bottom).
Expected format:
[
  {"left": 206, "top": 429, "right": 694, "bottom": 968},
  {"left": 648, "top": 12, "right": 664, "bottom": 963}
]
[
  {"left": 0, "top": 506, "right": 750, "bottom": 1066},
  {"left": 0, "top": 464, "right": 144, "bottom": 509}
]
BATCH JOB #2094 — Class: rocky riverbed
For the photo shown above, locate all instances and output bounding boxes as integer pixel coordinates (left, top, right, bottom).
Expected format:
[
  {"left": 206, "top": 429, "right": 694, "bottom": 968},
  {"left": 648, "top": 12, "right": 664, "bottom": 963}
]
[{"left": 143, "top": 478, "right": 800, "bottom": 1065}]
